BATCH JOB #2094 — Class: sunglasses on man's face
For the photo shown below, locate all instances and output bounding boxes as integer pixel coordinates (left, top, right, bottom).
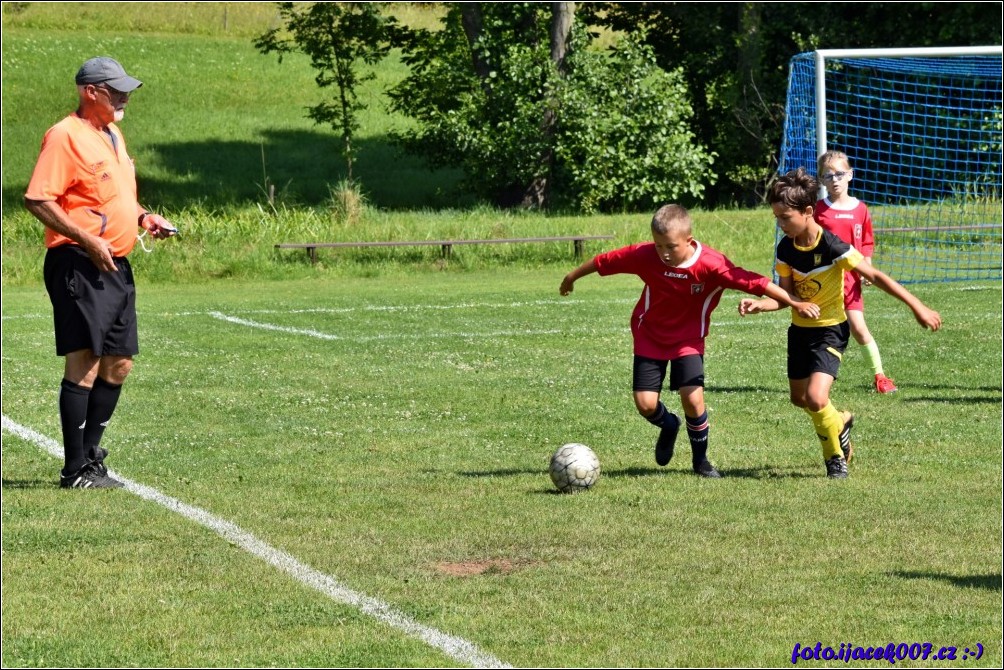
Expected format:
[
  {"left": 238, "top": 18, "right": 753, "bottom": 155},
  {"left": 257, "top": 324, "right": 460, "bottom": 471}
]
[{"left": 93, "top": 84, "right": 130, "bottom": 103}]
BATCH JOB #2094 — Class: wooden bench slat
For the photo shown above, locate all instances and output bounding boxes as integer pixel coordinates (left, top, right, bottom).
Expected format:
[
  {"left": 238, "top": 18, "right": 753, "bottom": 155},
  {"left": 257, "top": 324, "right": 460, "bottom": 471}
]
[
  {"left": 275, "top": 235, "right": 615, "bottom": 263},
  {"left": 275, "top": 235, "right": 613, "bottom": 249}
]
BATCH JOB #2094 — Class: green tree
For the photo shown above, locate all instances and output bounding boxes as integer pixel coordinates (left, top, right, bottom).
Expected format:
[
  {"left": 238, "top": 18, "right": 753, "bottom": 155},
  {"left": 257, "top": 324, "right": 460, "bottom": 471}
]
[
  {"left": 389, "top": 3, "right": 713, "bottom": 211},
  {"left": 254, "top": 2, "right": 397, "bottom": 181}
]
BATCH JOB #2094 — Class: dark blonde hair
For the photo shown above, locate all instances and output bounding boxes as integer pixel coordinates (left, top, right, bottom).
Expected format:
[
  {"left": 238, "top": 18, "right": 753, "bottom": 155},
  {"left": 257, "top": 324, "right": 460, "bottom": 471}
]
[
  {"left": 817, "top": 150, "right": 852, "bottom": 175},
  {"left": 651, "top": 204, "right": 692, "bottom": 236},
  {"left": 768, "top": 168, "right": 817, "bottom": 212}
]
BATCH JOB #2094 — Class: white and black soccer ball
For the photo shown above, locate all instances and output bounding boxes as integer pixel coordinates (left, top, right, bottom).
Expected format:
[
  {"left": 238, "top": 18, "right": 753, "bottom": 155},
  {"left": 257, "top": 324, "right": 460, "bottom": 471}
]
[{"left": 549, "top": 443, "right": 601, "bottom": 493}]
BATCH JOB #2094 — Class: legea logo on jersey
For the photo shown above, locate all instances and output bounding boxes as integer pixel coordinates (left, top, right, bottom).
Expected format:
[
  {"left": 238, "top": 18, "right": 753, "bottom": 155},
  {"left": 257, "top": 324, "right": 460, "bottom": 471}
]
[
  {"left": 664, "top": 271, "right": 688, "bottom": 279},
  {"left": 690, "top": 282, "right": 706, "bottom": 295}
]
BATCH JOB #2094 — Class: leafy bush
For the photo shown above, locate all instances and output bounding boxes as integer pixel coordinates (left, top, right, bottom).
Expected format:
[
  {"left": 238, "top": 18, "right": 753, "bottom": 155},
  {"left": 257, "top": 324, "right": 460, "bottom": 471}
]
[
  {"left": 389, "top": 6, "right": 715, "bottom": 212},
  {"left": 554, "top": 33, "right": 716, "bottom": 212}
]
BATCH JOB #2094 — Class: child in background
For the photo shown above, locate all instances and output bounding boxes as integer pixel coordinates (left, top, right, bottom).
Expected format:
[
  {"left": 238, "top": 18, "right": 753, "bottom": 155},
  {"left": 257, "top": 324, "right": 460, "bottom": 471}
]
[
  {"left": 815, "top": 151, "right": 897, "bottom": 393},
  {"left": 560, "top": 204, "right": 819, "bottom": 477}
]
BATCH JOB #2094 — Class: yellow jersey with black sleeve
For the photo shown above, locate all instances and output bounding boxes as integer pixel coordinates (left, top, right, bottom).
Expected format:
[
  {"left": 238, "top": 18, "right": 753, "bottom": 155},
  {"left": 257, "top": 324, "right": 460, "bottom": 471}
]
[{"left": 775, "top": 228, "right": 864, "bottom": 327}]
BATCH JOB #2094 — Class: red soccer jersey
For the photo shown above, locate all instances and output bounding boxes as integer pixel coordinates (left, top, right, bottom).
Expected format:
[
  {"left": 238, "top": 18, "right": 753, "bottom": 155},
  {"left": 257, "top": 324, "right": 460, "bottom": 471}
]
[
  {"left": 814, "top": 198, "right": 874, "bottom": 258},
  {"left": 594, "top": 241, "right": 770, "bottom": 359}
]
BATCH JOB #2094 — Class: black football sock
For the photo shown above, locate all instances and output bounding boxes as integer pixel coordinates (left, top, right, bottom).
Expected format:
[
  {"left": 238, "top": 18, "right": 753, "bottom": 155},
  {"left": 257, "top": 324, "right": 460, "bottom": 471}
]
[
  {"left": 59, "top": 379, "right": 91, "bottom": 475},
  {"left": 83, "top": 376, "right": 122, "bottom": 460},
  {"left": 687, "top": 411, "right": 710, "bottom": 468},
  {"left": 645, "top": 401, "right": 676, "bottom": 428}
]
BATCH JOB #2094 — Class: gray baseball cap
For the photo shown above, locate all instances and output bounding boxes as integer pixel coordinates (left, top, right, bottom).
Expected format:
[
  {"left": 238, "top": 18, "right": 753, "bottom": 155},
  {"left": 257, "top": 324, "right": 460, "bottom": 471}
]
[{"left": 75, "top": 57, "right": 143, "bottom": 93}]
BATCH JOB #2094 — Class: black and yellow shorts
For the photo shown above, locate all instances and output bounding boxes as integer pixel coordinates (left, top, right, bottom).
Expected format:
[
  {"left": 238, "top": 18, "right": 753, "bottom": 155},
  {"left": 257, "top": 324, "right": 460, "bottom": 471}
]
[{"left": 786, "top": 322, "right": 849, "bottom": 380}]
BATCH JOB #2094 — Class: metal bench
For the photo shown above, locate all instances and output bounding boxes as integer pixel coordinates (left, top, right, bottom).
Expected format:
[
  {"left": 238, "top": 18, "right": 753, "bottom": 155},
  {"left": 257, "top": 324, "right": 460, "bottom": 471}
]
[{"left": 275, "top": 235, "right": 615, "bottom": 264}]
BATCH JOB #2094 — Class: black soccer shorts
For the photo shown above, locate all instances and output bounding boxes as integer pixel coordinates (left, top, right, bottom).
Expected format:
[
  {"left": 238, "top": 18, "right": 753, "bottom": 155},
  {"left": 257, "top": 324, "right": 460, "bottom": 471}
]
[
  {"left": 633, "top": 354, "right": 705, "bottom": 392},
  {"left": 43, "top": 245, "right": 139, "bottom": 357}
]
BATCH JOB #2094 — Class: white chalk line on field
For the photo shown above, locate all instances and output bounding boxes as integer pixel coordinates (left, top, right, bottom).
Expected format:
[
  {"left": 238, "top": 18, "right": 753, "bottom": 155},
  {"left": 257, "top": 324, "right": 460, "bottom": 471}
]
[
  {"left": 209, "top": 311, "right": 566, "bottom": 341},
  {"left": 1, "top": 415, "right": 510, "bottom": 669}
]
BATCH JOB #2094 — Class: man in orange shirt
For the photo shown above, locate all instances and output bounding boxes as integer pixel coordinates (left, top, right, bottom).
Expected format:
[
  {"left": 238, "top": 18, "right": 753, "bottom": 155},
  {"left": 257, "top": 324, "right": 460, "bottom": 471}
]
[{"left": 25, "top": 56, "right": 177, "bottom": 489}]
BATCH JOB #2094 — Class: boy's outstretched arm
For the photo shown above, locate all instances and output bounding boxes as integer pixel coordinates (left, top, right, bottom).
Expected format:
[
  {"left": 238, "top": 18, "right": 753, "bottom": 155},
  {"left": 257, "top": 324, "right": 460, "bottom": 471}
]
[
  {"left": 762, "top": 282, "right": 820, "bottom": 320},
  {"left": 855, "top": 264, "right": 942, "bottom": 331},
  {"left": 560, "top": 258, "right": 598, "bottom": 296},
  {"left": 739, "top": 276, "right": 790, "bottom": 317}
]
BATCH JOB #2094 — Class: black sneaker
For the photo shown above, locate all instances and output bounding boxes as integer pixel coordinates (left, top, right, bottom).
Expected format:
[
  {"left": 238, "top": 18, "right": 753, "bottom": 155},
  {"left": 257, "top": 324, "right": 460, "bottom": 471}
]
[
  {"left": 59, "top": 461, "right": 124, "bottom": 489},
  {"left": 694, "top": 460, "right": 722, "bottom": 478},
  {"left": 655, "top": 413, "right": 681, "bottom": 466},
  {"left": 838, "top": 411, "right": 854, "bottom": 463},
  {"left": 825, "top": 455, "right": 848, "bottom": 479}
]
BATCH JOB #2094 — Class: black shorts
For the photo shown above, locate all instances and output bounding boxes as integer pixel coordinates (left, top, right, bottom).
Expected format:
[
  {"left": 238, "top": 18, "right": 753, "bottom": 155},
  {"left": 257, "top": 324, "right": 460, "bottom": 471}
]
[
  {"left": 43, "top": 245, "right": 139, "bottom": 357},
  {"left": 786, "top": 322, "right": 849, "bottom": 380},
  {"left": 633, "top": 354, "right": 705, "bottom": 392}
]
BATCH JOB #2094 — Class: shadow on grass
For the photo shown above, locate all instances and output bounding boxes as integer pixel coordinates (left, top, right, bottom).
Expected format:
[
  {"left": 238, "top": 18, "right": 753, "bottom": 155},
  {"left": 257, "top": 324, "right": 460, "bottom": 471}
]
[
  {"left": 452, "top": 466, "right": 819, "bottom": 480},
  {"left": 3, "top": 129, "right": 470, "bottom": 216},
  {"left": 903, "top": 396, "right": 1001, "bottom": 405},
  {"left": 1, "top": 478, "right": 55, "bottom": 490},
  {"left": 841, "top": 383, "right": 1002, "bottom": 403},
  {"left": 140, "top": 129, "right": 468, "bottom": 211},
  {"left": 720, "top": 466, "right": 820, "bottom": 480},
  {"left": 891, "top": 570, "right": 1002, "bottom": 591},
  {"left": 603, "top": 466, "right": 818, "bottom": 480},
  {"left": 707, "top": 384, "right": 787, "bottom": 395},
  {"left": 455, "top": 468, "right": 540, "bottom": 478}
]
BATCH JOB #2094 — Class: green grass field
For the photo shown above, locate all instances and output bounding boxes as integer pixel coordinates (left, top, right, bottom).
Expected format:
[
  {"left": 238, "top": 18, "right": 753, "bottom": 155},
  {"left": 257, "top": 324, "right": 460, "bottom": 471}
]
[
  {"left": 2, "top": 5, "right": 1002, "bottom": 667},
  {"left": 3, "top": 271, "right": 1001, "bottom": 667}
]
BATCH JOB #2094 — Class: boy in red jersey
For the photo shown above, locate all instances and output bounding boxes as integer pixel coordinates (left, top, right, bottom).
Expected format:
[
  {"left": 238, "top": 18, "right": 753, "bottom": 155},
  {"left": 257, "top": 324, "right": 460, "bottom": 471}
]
[
  {"left": 559, "top": 204, "right": 819, "bottom": 477},
  {"left": 815, "top": 151, "right": 897, "bottom": 393},
  {"left": 739, "top": 169, "right": 941, "bottom": 478}
]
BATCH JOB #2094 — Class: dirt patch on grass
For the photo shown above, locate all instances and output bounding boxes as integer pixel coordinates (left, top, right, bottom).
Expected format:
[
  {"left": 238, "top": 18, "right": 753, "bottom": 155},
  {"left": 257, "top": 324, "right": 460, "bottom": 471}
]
[{"left": 432, "top": 559, "right": 532, "bottom": 576}]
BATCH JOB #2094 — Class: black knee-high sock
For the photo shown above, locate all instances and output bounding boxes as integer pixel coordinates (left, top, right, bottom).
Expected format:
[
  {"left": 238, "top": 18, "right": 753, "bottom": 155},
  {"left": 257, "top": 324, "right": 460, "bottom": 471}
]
[
  {"left": 59, "top": 379, "right": 90, "bottom": 475},
  {"left": 644, "top": 401, "right": 676, "bottom": 429},
  {"left": 83, "top": 376, "right": 122, "bottom": 459},
  {"left": 686, "top": 411, "right": 710, "bottom": 467}
]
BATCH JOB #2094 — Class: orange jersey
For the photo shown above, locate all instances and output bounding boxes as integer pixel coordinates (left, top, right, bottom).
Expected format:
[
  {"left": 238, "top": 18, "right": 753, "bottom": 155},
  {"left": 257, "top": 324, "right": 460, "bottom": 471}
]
[{"left": 25, "top": 113, "right": 141, "bottom": 257}]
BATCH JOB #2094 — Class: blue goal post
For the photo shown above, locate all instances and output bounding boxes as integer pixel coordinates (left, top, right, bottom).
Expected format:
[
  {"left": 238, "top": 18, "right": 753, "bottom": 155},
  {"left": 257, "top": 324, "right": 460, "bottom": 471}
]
[{"left": 778, "top": 46, "right": 1003, "bottom": 284}]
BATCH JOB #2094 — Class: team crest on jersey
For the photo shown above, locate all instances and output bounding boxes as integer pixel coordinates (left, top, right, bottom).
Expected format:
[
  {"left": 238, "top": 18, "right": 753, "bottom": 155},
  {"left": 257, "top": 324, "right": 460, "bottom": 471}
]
[
  {"left": 795, "top": 278, "right": 822, "bottom": 300},
  {"left": 814, "top": 254, "right": 823, "bottom": 266},
  {"left": 690, "top": 282, "right": 706, "bottom": 295}
]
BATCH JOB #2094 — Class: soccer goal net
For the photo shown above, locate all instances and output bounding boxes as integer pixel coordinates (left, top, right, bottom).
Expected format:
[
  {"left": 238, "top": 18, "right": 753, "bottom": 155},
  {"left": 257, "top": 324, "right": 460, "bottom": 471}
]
[{"left": 779, "top": 46, "right": 1003, "bottom": 284}]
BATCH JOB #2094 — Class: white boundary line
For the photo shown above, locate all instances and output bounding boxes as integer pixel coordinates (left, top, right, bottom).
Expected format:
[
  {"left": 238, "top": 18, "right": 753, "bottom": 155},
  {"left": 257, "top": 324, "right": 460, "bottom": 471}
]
[
  {"left": 209, "top": 311, "right": 566, "bottom": 341},
  {"left": 1, "top": 415, "right": 510, "bottom": 669}
]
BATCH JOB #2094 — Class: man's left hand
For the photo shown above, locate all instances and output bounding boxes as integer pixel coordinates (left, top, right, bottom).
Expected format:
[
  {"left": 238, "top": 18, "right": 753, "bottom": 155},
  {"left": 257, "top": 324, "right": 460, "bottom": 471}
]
[{"left": 145, "top": 213, "right": 179, "bottom": 238}]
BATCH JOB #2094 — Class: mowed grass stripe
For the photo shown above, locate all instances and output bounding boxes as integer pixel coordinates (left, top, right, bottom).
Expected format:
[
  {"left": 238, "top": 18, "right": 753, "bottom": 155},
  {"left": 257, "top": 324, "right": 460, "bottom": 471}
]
[{"left": 0, "top": 414, "right": 511, "bottom": 669}]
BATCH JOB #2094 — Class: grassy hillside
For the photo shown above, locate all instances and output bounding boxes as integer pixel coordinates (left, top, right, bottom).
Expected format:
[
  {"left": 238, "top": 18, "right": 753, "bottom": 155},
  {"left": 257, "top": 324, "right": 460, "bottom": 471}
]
[{"left": 1, "top": 7, "right": 778, "bottom": 285}]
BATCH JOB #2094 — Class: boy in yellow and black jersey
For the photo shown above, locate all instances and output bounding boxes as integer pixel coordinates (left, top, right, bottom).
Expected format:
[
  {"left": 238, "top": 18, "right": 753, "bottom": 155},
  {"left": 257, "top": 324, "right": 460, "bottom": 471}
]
[
  {"left": 739, "top": 168, "right": 941, "bottom": 479},
  {"left": 778, "top": 228, "right": 863, "bottom": 327}
]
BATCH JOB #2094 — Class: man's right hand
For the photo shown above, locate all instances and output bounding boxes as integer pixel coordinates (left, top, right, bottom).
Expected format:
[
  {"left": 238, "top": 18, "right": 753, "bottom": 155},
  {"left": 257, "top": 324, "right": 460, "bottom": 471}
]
[{"left": 83, "top": 234, "right": 117, "bottom": 272}]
